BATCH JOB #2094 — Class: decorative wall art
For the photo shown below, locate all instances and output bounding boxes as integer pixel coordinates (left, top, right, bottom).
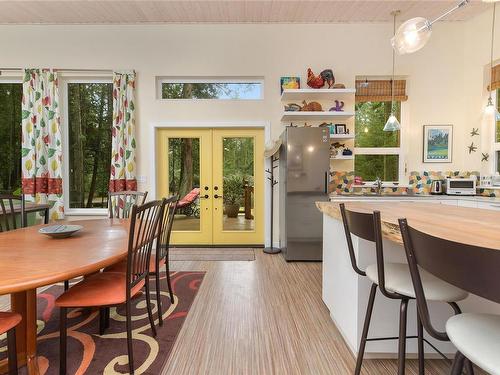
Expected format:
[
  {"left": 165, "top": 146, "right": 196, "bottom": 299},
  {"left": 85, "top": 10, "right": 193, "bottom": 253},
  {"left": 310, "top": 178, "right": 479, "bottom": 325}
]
[
  {"left": 423, "top": 125, "right": 453, "bottom": 163},
  {"left": 280, "top": 76, "right": 300, "bottom": 94},
  {"left": 335, "top": 124, "right": 347, "bottom": 134}
]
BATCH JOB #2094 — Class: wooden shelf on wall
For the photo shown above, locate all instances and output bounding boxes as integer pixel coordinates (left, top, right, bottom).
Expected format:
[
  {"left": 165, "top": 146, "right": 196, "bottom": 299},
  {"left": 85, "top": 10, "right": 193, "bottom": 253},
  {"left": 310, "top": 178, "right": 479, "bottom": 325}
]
[
  {"left": 330, "top": 155, "right": 354, "bottom": 160},
  {"left": 281, "top": 111, "right": 355, "bottom": 122},
  {"left": 330, "top": 134, "right": 354, "bottom": 140},
  {"left": 281, "top": 88, "right": 356, "bottom": 101}
]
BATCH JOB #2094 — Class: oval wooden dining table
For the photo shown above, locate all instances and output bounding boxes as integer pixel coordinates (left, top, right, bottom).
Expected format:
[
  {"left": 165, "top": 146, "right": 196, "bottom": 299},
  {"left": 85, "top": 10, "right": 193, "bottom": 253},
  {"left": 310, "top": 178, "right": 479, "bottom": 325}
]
[{"left": 0, "top": 219, "right": 130, "bottom": 375}]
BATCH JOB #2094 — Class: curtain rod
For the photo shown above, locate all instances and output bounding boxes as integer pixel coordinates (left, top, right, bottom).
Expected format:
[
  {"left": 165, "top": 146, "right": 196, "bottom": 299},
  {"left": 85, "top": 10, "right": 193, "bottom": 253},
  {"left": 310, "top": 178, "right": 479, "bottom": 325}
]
[{"left": 0, "top": 68, "right": 114, "bottom": 73}]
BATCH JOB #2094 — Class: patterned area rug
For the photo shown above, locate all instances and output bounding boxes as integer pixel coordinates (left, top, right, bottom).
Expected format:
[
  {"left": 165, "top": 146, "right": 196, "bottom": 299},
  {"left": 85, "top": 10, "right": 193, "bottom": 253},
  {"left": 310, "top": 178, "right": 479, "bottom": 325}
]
[{"left": 0, "top": 271, "right": 205, "bottom": 375}]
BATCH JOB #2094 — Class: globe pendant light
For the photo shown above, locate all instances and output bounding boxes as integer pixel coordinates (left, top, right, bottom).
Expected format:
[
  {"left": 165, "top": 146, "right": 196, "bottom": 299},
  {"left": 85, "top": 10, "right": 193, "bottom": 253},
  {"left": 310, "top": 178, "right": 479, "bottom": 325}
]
[
  {"left": 384, "top": 11, "right": 401, "bottom": 132},
  {"left": 391, "top": 0, "right": 469, "bottom": 55},
  {"left": 485, "top": 3, "right": 500, "bottom": 121}
]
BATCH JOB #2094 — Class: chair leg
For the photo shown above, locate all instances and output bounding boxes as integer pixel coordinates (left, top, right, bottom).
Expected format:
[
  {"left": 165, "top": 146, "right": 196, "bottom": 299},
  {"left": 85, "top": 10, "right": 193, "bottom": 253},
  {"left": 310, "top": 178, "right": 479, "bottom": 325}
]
[
  {"left": 7, "top": 328, "right": 18, "bottom": 375},
  {"left": 165, "top": 259, "right": 174, "bottom": 304},
  {"left": 155, "top": 271, "right": 163, "bottom": 327},
  {"left": 105, "top": 307, "right": 110, "bottom": 329},
  {"left": 64, "top": 280, "right": 69, "bottom": 291},
  {"left": 417, "top": 309, "right": 425, "bottom": 375},
  {"left": 451, "top": 351, "right": 466, "bottom": 375},
  {"left": 398, "top": 299, "right": 409, "bottom": 375},
  {"left": 99, "top": 307, "right": 108, "bottom": 335},
  {"left": 464, "top": 359, "right": 475, "bottom": 375},
  {"left": 145, "top": 275, "right": 157, "bottom": 336},
  {"left": 59, "top": 307, "right": 67, "bottom": 375},
  {"left": 125, "top": 300, "right": 134, "bottom": 375},
  {"left": 355, "top": 283, "right": 377, "bottom": 375}
]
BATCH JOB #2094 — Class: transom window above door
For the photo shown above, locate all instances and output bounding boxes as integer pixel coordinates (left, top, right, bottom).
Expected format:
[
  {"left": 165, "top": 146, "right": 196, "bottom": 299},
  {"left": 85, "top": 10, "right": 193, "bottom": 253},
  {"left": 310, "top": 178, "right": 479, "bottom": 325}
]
[{"left": 157, "top": 77, "right": 264, "bottom": 100}]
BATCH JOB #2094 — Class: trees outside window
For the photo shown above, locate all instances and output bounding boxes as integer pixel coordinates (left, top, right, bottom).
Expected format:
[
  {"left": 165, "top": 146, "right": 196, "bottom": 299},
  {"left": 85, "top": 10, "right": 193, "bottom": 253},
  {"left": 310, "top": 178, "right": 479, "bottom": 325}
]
[
  {"left": 67, "top": 82, "right": 113, "bottom": 208},
  {"left": 354, "top": 101, "right": 402, "bottom": 182},
  {"left": 0, "top": 83, "right": 22, "bottom": 194}
]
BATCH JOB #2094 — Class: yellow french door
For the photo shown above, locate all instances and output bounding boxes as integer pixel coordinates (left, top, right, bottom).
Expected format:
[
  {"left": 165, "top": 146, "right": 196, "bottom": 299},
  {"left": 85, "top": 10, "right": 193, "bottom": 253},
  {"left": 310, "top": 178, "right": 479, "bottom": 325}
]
[{"left": 156, "top": 128, "right": 264, "bottom": 246}]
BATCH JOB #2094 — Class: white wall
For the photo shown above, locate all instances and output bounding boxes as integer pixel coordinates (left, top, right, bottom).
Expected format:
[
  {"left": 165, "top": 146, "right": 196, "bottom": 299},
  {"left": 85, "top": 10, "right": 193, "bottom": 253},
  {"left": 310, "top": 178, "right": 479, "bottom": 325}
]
[{"left": 0, "top": 14, "right": 498, "bottom": 242}]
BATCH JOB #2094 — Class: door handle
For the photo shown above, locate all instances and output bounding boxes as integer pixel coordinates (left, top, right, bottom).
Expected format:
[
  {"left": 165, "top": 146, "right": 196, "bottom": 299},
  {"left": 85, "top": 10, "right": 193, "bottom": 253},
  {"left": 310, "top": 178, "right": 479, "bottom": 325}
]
[
  {"left": 200, "top": 194, "right": 209, "bottom": 199},
  {"left": 324, "top": 172, "right": 329, "bottom": 194},
  {"left": 214, "top": 194, "right": 223, "bottom": 199}
]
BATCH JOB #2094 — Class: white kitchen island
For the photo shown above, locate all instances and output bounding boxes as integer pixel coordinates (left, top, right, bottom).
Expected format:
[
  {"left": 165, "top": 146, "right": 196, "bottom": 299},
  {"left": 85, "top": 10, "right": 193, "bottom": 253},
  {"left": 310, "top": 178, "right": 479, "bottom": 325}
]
[{"left": 318, "top": 198, "right": 500, "bottom": 359}]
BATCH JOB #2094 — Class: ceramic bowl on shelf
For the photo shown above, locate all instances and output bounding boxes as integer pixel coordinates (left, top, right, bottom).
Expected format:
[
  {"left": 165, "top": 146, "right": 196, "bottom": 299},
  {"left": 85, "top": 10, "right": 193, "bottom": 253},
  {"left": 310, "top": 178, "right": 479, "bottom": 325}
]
[{"left": 39, "top": 224, "right": 83, "bottom": 239}]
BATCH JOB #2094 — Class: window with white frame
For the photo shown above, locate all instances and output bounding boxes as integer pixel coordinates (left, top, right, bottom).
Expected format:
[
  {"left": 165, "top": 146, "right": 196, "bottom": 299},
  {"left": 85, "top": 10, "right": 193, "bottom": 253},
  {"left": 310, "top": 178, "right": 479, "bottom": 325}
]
[
  {"left": 158, "top": 77, "right": 264, "bottom": 100},
  {"left": 0, "top": 81, "right": 22, "bottom": 194},
  {"left": 354, "top": 101, "right": 403, "bottom": 182},
  {"left": 61, "top": 79, "right": 113, "bottom": 214}
]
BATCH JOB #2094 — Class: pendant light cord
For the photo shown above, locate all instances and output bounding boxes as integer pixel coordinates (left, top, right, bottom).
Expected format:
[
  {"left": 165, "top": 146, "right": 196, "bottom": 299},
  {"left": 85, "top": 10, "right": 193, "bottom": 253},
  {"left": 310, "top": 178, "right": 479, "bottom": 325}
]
[
  {"left": 490, "top": 3, "right": 496, "bottom": 97},
  {"left": 391, "top": 11, "right": 397, "bottom": 113}
]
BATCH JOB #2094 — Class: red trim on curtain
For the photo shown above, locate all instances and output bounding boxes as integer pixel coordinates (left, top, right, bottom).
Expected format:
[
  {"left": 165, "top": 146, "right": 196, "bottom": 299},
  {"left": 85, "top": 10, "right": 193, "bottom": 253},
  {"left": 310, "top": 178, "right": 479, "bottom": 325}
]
[
  {"left": 108, "top": 179, "right": 137, "bottom": 192},
  {"left": 22, "top": 178, "right": 63, "bottom": 195}
]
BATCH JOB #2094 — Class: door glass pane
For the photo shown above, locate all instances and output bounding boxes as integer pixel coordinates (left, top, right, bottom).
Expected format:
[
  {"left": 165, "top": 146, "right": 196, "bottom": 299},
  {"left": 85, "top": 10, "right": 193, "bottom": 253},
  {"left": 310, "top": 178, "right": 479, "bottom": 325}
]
[
  {"left": 222, "top": 137, "right": 255, "bottom": 231},
  {"left": 168, "top": 138, "right": 200, "bottom": 231}
]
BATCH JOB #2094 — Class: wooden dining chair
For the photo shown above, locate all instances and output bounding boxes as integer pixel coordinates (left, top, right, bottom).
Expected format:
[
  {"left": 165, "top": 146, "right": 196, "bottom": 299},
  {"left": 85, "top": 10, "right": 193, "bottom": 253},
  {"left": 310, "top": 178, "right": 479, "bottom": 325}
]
[
  {"left": 108, "top": 191, "right": 148, "bottom": 219},
  {"left": 0, "top": 312, "right": 22, "bottom": 375},
  {"left": 398, "top": 218, "right": 477, "bottom": 375},
  {"left": 55, "top": 198, "right": 165, "bottom": 375},
  {"left": 0, "top": 194, "right": 21, "bottom": 232},
  {"left": 105, "top": 196, "right": 179, "bottom": 326}
]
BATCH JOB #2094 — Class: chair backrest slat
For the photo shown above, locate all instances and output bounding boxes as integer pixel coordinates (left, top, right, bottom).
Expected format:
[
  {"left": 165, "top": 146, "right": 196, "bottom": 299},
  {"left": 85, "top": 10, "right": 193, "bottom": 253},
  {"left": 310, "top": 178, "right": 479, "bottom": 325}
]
[
  {"left": 0, "top": 194, "right": 21, "bottom": 232},
  {"left": 126, "top": 198, "right": 165, "bottom": 294},
  {"left": 109, "top": 191, "right": 148, "bottom": 219},
  {"left": 156, "top": 196, "right": 179, "bottom": 266}
]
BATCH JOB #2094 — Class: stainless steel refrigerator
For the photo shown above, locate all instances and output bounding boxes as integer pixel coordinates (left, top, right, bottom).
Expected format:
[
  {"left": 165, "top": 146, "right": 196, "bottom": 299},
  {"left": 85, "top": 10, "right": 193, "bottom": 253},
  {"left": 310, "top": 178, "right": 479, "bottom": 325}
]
[{"left": 279, "top": 127, "right": 330, "bottom": 261}]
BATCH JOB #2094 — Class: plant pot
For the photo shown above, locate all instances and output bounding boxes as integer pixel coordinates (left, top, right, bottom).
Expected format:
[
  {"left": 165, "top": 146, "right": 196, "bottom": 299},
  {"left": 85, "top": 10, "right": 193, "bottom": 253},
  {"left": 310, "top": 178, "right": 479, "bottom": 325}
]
[{"left": 224, "top": 204, "right": 240, "bottom": 218}]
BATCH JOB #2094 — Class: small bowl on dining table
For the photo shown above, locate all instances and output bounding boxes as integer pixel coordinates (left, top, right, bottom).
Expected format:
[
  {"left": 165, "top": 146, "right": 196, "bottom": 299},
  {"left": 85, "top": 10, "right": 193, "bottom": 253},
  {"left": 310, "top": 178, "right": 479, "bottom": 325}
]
[{"left": 39, "top": 224, "right": 83, "bottom": 239}]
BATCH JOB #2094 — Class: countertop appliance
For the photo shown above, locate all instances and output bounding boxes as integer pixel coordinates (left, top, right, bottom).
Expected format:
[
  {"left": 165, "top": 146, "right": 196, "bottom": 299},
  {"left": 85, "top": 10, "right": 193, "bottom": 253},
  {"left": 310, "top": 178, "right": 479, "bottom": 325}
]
[
  {"left": 446, "top": 177, "right": 476, "bottom": 196},
  {"left": 279, "top": 127, "right": 330, "bottom": 261},
  {"left": 430, "top": 180, "right": 444, "bottom": 195}
]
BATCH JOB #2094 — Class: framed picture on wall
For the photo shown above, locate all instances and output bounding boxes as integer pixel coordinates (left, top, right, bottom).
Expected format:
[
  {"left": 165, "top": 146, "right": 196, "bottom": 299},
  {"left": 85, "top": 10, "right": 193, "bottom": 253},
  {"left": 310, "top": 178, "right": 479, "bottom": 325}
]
[
  {"left": 280, "top": 76, "right": 300, "bottom": 94},
  {"left": 423, "top": 125, "right": 453, "bottom": 163}
]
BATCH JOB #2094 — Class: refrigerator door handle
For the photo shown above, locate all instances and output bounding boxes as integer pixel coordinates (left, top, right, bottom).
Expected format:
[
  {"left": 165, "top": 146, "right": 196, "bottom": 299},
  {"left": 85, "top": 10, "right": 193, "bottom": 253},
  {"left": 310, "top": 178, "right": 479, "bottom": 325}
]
[{"left": 324, "top": 172, "right": 329, "bottom": 194}]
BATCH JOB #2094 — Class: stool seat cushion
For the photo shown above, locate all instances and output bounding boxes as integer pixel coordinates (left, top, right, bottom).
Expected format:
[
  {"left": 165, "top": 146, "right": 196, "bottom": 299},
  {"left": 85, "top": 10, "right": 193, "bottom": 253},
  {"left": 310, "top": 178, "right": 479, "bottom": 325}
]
[
  {"left": 0, "top": 312, "right": 21, "bottom": 334},
  {"left": 366, "top": 262, "right": 468, "bottom": 302},
  {"left": 55, "top": 272, "right": 145, "bottom": 308},
  {"left": 447, "top": 313, "right": 500, "bottom": 375}
]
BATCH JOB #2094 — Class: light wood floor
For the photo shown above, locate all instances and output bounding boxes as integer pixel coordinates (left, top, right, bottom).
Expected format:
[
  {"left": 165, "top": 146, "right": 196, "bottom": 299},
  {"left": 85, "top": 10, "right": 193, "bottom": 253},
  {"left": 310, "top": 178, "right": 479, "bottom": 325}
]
[
  {"left": 163, "top": 250, "right": 459, "bottom": 375},
  {"left": 0, "top": 250, "right": 477, "bottom": 374}
]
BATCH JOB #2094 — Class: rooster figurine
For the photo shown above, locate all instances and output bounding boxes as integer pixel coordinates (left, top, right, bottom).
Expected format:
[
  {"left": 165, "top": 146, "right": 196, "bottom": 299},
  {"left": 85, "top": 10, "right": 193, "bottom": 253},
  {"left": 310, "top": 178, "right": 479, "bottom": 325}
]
[
  {"left": 307, "top": 68, "right": 335, "bottom": 89},
  {"left": 307, "top": 68, "right": 325, "bottom": 89}
]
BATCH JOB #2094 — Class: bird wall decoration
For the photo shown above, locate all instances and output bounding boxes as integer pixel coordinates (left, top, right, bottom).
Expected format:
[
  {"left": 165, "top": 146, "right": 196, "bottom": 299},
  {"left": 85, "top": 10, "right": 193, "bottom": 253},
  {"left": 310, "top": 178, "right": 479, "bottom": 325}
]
[
  {"left": 482, "top": 153, "right": 489, "bottom": 162},
  {"left": 470, "top": 128, "right": 479, "bottom": 137}
]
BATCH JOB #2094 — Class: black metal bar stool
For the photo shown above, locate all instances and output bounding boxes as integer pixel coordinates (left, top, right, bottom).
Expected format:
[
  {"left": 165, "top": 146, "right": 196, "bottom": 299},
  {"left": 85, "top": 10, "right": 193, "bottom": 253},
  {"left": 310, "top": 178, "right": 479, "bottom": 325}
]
[{"left": 340, "top": 203, "right": 469, "bottom": 375}]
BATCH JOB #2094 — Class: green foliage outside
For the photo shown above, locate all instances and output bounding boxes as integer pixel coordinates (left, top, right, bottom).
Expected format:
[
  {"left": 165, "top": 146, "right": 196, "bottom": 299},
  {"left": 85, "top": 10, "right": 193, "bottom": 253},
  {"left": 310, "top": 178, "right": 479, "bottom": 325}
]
[
  {"left": 0, "top": 84, "right": 22, "bottom": 194},
  {"left": 223, "top": 137, "right": 254, "bottom": 207},
  {"left": 496, "top": 89, "right": 500, "bottom": 143},
  {"left": 355, "top": 101, "right": 401, "bottom": 181},
  {"left": 67, "top": 83, "right": 113, "bottom": 208},
  {"left": 161, "top": 82, "right": 260, "bottom": 100},
  {"left": 168, "top": 138, "right": 200, "bottom": 199}
]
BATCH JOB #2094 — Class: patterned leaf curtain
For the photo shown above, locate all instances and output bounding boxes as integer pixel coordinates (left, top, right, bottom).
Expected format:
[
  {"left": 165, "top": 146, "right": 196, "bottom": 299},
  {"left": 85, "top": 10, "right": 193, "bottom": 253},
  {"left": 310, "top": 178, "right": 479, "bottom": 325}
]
[
  {"left": 109, "top": 71, "right": 137, "bottom": 193},
  {"left": 21, "top": 69, "right": 64, "bottom": 220}
]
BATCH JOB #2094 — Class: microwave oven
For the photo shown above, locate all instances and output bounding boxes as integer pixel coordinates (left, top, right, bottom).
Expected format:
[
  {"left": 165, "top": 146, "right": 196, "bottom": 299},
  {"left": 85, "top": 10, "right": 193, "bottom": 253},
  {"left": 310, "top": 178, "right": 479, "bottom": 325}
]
[{"left": 446, "top": 177, "right": 476, "bottom": 196}]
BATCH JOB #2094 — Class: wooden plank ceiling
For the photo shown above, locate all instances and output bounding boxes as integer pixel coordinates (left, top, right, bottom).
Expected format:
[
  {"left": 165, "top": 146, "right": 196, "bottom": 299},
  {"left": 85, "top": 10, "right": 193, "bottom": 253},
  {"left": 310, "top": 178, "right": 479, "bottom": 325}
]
[{"left": 0, "top": 0, "right": 490, "bottom": 24}]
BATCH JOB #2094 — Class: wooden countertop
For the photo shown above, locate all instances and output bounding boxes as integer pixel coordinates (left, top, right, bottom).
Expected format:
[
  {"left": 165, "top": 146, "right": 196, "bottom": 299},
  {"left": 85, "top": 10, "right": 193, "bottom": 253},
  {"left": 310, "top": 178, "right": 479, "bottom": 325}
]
[{"left": 316, "top": 201, "right": 500, "bottom": 250}]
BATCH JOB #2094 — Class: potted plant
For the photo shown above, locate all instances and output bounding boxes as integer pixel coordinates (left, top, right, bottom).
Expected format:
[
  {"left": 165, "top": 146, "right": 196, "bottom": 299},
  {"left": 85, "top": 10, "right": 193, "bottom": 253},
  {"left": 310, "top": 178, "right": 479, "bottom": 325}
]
[{"left": 223, "top": 175, "right": 243, "bottom": 218}]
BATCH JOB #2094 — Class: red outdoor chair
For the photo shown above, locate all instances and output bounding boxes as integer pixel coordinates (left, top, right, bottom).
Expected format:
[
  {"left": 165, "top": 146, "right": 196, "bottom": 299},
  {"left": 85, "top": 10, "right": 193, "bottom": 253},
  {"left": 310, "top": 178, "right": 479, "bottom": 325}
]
[{"left": 176, "top": 188, "right": 200, "bottom": 216}]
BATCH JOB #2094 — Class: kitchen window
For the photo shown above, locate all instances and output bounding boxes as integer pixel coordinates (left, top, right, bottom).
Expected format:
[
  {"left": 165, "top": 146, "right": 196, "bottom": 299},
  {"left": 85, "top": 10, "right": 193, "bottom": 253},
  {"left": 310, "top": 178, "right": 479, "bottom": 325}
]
[
  {"left": 354, "top": 101, "right": 403, "bottom": 182},
  {"left": 158, "top": 78, "right": 264, "bottom": 100},
  {"left": 0, "top": 81, "right": 22, "bottom": 194},
  {"left": 61, "top": 79, "right": 113, "bottom": 215}
]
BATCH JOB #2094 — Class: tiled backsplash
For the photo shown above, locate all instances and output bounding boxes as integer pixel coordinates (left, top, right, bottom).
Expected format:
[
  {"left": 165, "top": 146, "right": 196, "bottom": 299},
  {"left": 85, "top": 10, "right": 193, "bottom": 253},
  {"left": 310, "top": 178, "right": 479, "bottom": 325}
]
[{"left": 330, "top": 170, "right": 499, "bottom": 197}]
